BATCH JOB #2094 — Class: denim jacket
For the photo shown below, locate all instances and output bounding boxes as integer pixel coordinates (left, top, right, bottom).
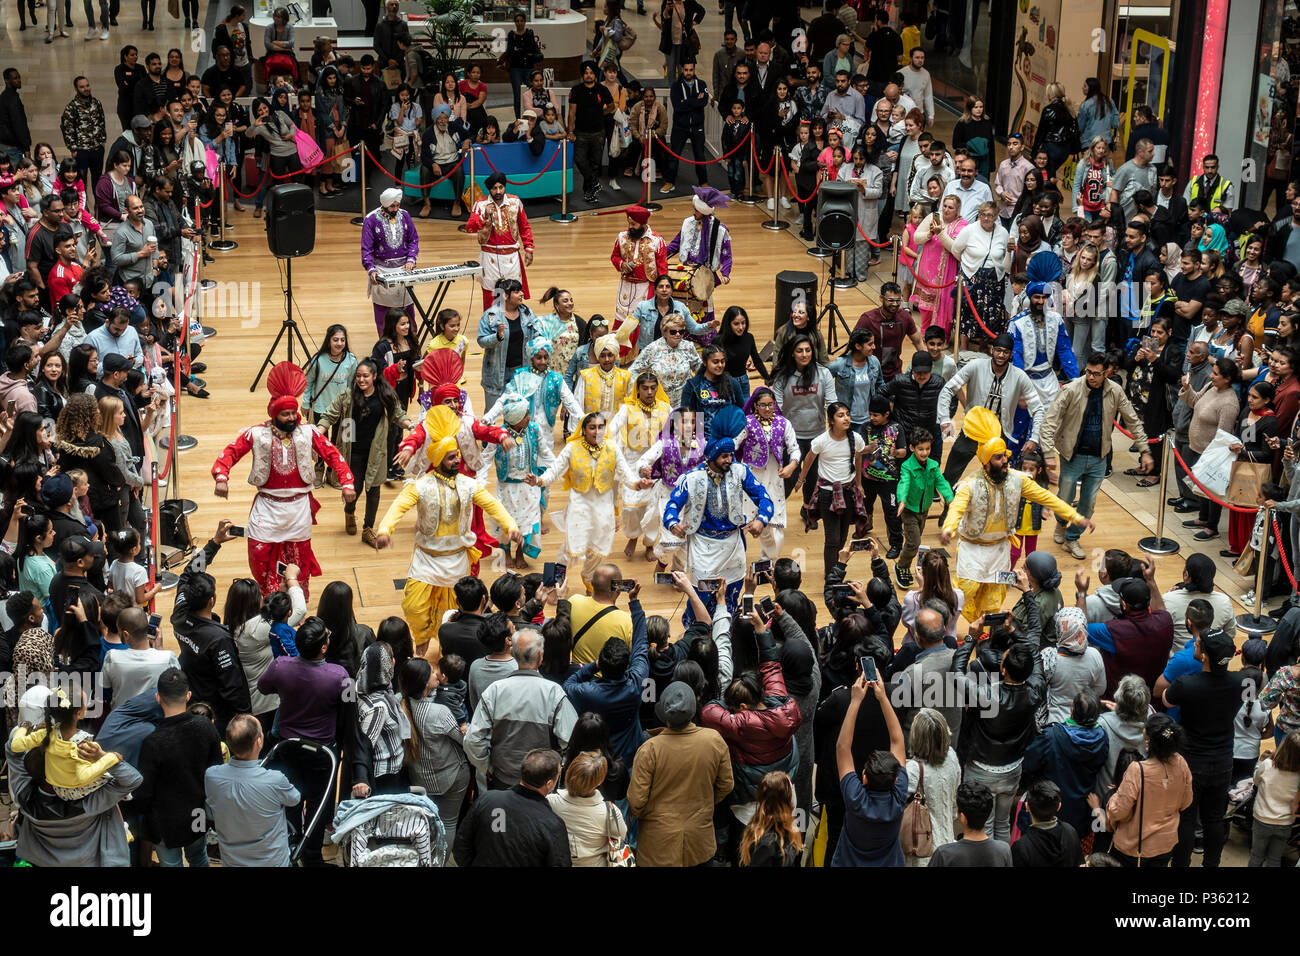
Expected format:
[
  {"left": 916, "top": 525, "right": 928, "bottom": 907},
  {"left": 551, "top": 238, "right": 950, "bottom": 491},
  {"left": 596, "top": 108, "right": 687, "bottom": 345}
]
[
  {"left": 828, "top": 353, "right": 882, "bottom": 419},
  {"left": 476, "top": 304, "right": 543, "bottom": 393}
]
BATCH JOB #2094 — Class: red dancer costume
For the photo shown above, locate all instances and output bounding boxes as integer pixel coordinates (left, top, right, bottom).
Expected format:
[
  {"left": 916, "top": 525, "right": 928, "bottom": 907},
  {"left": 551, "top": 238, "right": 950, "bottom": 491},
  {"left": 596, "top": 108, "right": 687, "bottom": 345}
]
[
  {"left": 466, "top": 172, "right": 535, "bottom": 310},
  {"left": 212, "top": 362, "right": 355, "bottom": 599},
  {"left": 610, "top": 204, "right": 668, "bottom": 348}
]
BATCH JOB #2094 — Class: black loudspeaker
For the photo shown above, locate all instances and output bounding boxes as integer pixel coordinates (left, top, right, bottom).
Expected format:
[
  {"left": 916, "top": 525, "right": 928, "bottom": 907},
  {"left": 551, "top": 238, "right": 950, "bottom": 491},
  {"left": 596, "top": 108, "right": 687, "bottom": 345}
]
[
  {"left": 816, "top": 180, "right": 858, "bottom": 249},
  {"left": 774, "top": 270, "right": 818, "bottom": 338},
  {"left": 159, "top": 499, "right": 193, "bottom": 551},
  {"left": 265, "top": 183, "right": 316, "bottom": 258}
]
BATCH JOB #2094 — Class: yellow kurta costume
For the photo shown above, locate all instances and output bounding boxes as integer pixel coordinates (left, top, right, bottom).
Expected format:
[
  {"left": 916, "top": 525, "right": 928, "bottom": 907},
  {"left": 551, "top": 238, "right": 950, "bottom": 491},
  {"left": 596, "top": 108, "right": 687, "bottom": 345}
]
[
  {"left": 941, "top": 408, "right": 1084, "bottom": 620},
  {"left": 378, "top": 424, "right": 517, "bottom": 653},
  {"left": 573, "top": 335, "right": 632, "bottom": 417},
  {"left": 608, "top": 389, "right": 671, "bottom": 537}
]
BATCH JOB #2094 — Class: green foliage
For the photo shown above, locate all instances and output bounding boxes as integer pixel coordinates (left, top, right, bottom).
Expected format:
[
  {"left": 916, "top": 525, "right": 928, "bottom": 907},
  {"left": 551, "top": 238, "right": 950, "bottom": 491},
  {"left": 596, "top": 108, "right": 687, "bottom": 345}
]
[{"left": 418, "top": 0, "right": 484, "bottom": 79}]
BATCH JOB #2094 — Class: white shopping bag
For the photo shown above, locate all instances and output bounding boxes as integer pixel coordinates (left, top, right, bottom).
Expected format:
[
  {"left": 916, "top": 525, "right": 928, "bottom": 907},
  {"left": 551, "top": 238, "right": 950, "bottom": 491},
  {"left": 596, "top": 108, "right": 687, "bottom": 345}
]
[{"left": 1190, "top": 428, "right": 1239, "bottom": 500}]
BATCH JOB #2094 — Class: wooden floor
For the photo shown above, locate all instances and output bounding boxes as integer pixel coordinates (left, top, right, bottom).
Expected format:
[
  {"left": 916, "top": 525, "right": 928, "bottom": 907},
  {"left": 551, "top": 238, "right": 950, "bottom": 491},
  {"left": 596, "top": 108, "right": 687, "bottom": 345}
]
[{"left": 2, "top": 3, "right": 1263, "bottom": 643}]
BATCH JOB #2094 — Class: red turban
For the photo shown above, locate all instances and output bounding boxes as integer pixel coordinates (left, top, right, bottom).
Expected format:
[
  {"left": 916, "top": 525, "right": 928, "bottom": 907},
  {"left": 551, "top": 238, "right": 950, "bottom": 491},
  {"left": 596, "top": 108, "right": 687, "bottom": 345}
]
[
  {"left": 434, "top": 384, "right": 462, "bottom": 407},
  {"left": 626, "top": 205, "right": 651, "bottom": 225},
  {"left": 266, "top": 362, "right": 306, "bottom": 420}
]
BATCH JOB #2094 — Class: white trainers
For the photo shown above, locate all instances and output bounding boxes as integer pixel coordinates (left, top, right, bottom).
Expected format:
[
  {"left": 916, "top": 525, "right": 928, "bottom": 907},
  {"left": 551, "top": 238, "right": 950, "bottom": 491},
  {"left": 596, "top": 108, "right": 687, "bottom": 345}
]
[
  {"left": 1064, "top": 540, "right": 1086, "bottom": 560},
  {"left": 85, "top": 28, "right": 96, "bottom": 39},
  {"left": 780, "top": 196, "right": 791, "bottom": 209},
  {"left": 100, "top": 28, "right": 109, "bottom": 39},
  {"left": 765, "top": 198, "right": 775, "bottom": 211},
  {"left": 608, "top": 178, "right": 620, "bottom": 191}
]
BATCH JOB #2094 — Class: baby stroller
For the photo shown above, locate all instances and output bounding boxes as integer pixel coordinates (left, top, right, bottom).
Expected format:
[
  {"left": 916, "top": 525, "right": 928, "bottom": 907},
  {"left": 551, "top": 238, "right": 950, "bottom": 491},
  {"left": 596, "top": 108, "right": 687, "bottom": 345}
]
[
  {"left": 329, "top": 791, "right": 448, "bottom": 867},
  {"left": 1225, "top": 775, "right": 1300, "bottom": 860},
  {"left": 260, "top": 738, "right": 339, "bottom": 865}
]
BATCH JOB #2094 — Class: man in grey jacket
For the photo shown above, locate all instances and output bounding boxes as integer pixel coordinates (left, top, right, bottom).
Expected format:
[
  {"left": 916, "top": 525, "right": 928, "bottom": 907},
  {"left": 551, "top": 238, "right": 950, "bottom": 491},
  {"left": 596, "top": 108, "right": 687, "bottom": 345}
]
[
  {"left": 465, "top": 628, "right": 579, "bottom": 789},
  {"left": 937, "top": 333, "right": 1044, "bottom": 495},
  {"left": 111, "top": 194, "right": 157, "bottom": 290}
]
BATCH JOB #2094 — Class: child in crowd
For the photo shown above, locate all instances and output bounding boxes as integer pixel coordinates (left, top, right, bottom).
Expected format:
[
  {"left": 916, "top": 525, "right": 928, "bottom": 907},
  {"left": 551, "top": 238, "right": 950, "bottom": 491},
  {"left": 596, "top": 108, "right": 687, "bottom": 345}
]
[
  {"left": 1007, "top": 271, "right": 1030, "bottom": 317},
  {"left": 107, "top": 527, "right": 161, "bottom": 607},
  {"left": 10, "top": 687, "right": 119, "bottom": 800},
  {"left": 894, "top": 428, "right": 953, "bottom": 588},
  {"left": 1010, "top": 449, "right": 1048, "bottom": 567},
  {"left": 861, "top": 397, "right": 907, "bottom": 557},
  {"left": 434, "top": 653, "right": 469, "bottom": 726},
  {"left": 1234, "top": 638, "right": 1271, "bottom": 784},
  {"left": 899, "top": 203, "right": 925, "bottom": 304},
  {"left": 921, "top": 324, "right": 957, "bottom": 382},
  {"left": 261, "top": 591, "right": 299, "bottom": 658},
  {"left": 538, "top": 105, "right": 567, "bottom": 142},
  {"left": 99, "top": 592, "right": 134, "bottom": 662},
  {"left": 722, "top": 100, "right": 751, "bottom": 196},
  {"left": 1249, "top": 731, "right": 1300, "bottom": 867},
  {"left": 189, "top": 701, "right": 231, "bottom": 762},
  {"left": 424, "top": 308, "right": 470, "bottom": 409},
  {"left": 65, "top": 468, "right": 94, "bottom": 531}
]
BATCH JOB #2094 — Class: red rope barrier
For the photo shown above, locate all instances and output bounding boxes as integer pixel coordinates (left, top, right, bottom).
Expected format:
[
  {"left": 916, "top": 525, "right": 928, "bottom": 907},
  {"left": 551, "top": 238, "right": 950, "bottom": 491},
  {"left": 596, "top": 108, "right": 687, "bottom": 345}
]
[
  {"left": 1112, "top": 420, "right": 1161, "bottom": 444},
  {"left": 473, "top": 143, "right": 564, "bottom": 185},
  {"left": 228, "top": 165, "right": 267, "bottom": 198},
  {"left": 961, "top": 280, "right": 998, "bottom": 338},
  {"left": 754, "top": 143, "right": 777, "bottom": 176},
  {"left": 362, "top": 146, "right": 467, "bottom": 189},
  {"left": 652, "top": 130, "right": 752, "bottom": 166},
  {"left": 1272, "top": 516, "right": 1299, "bottom": 590},
  {"left": 909, "top": 270, "right": 957, "bottom": 290},
  {"left": 776, "top": 153, "right": 818, "bottom": 204},
  {"left": 1169, "top": 444, "right": 1256, "bottom": 514},
  {"left": 853, "top": 221, "right": 893, "bottom": 249},
  {"left": 267, "top": 144, "right": 357, "bottom": 180}
]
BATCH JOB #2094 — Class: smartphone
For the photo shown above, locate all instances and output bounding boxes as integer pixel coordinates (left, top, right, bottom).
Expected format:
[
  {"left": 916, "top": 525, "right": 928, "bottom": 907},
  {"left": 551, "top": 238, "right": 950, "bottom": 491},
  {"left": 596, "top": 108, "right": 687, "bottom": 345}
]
[
  {"left": 995, "top": 570, "right": 1019, "bottom": 585},
  {"left": 653, "top": 571, "right": 676, "bottom": 585},
  {"left": 611, "top": 579, "right": 636, "bottom": 593},
  {"left": 228, "top": 525, "right": 246, "bottom": 538},
  {"left": 750, "top": 558, "right": 772, "bottom": 577},
  {"left": 147, "top": 613, "right": 161, "bottom": 636},
  {"left": 276, "top": 561, "right": 287, "bottom": 577},
  {"left": 831, "top": 584, "right": 855, "bottom": 600},
  {"left": 697, "top": 577, "right": 724, "bottom": 591},
  {"left": 849, "top": 537, "right": 873, "bottom": 552},
  {"left": 917, "top": 545, "right": 931, "bottom": 557},
  {"left": 4, "top": 400, "right": 14, "bottom": 417},
  {"left": 860, "top": 655, "right": 878, "bottom": 682},
  {"left": 742, "top": 594, "right": 754, "bottom": 614},
  {"left": 542, "top": 562, "right": 558, "bottom": 587},
  {"left": 758, "top": 596, "right": 776, "bottom": 617},
  {"left": 1140, "top": 335, "right": 1158, "bottom": 353},
  {"left": 984, "top": 611, "right": 1009, "bottom": 631},
  {"left": 554, "top": 562, "right": 567, "bottom": 583}
]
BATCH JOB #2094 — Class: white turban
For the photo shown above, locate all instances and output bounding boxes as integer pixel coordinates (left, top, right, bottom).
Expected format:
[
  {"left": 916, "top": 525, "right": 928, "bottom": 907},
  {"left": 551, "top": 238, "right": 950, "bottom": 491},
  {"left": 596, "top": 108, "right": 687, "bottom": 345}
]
[
  {"left": 380, "top": 187, "right": 403, "bottom": 207},
  {"left": 692, "top": 194, "right": 713, "bottom": 216}
]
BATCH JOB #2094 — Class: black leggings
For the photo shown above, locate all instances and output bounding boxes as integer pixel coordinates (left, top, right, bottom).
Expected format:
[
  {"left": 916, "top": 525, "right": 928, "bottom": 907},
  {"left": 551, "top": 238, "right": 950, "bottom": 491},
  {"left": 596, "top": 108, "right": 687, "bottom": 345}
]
[
  {"left": 140, "top": 0, "right": 154, "bottom": 23},
  {"left": 344, "top": 451, "right": 381, "bottom": 527},
  {"left": 18, "top": 0, "right": 36, "bottom": 25},
  {"left": 817, "top": 488, "right": 853, "bottom": 574}
]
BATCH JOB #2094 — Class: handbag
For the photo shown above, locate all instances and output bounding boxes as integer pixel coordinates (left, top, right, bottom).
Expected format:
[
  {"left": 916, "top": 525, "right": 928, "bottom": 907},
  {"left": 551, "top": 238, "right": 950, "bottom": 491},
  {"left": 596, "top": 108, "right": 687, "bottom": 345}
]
[
  {"left": 605, "top": 801, "right": 635, "bottom": 866},
  {"left": 619, "top": 25, "right": 638, "bottom": 51},
  {"left": 382, "top": 66, "right": 403, "bottom": 90},
  {"left": 899, "top": 763, "right": 934, "bottom": 858},
  {"left": 1227, "top": 460, "right": 1272, "bottom": 506}
]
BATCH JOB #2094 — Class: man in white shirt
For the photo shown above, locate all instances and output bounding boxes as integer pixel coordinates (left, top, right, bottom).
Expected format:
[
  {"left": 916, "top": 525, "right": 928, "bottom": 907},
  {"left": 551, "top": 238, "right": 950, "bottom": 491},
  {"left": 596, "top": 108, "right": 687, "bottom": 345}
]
[
  {"left": 942, "top": 158, "right": 994, "bottom": 221},
  {"left": 821, "top": 70, "right": 867, "bottom": 128},
  {"left": 102, "top": 607, "right": 180, "bottom": 706},
  {"left": 909, "top": 139, "right": 954, "bottom": 205},
  {"left": 900, "top": 48, "right": 934, "bottom": 126}
]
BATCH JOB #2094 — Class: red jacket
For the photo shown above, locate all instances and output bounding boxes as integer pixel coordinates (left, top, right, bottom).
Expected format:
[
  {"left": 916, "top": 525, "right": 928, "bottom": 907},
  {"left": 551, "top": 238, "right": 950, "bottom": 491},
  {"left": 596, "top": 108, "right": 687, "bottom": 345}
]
[{"left": 701, "top": 660, "right": 802, "bottom": 768}]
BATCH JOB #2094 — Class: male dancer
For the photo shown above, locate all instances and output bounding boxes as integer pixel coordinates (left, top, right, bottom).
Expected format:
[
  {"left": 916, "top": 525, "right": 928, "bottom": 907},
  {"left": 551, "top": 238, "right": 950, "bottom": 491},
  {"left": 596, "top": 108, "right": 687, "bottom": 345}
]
[
  {"left": 361, "top": 187, "right": 419, "bottom": 334},
  {"left": 466, "top": 171, "right": 534, "bottom": 309},
  {"left": 212, "top": 362, "right": 355, "bottom": 598}
]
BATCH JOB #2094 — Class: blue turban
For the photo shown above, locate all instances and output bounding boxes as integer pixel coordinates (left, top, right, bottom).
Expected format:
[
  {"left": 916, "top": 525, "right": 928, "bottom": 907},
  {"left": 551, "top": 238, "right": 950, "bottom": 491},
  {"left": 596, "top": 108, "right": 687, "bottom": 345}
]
[
  {"left": 1026, "top": 249, "right": 1063, "bottom": 285},
  {"left": 1027, "top": 281, "right": 1052, "bottom": 297},
  {"left": 704, "top": 436, "right": 736, "bottom": 462},
  {"left": 432, "top": 104, "right": 453, "bottom": 121},
  {"left": 710, "top": 405, "right": 746, "bottom": 441}
]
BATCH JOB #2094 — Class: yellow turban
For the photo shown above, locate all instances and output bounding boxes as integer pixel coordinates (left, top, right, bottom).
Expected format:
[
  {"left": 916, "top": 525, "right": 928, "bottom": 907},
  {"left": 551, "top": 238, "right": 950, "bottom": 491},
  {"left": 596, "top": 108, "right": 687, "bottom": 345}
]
[
  {"left": 962, "top": 406, "right": 1007, "bottom": 465},
  {"left": 595, "top": 333, "right": 620, "bottom": 357},
  {"left": 427, "top": 435, "right": 459, "bottom": 468},
  {"left": 423, "top": 405, "right": 462, "bottom": 467}
]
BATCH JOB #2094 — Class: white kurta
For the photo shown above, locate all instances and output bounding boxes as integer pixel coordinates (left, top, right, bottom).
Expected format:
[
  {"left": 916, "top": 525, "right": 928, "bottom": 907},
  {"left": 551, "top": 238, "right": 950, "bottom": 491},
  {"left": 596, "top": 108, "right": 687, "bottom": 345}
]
[
  {"left": 537, "top": 441, "right": 639, "bottom": 561},
  {"left": 608, "top": 405, "right": 663, "bottom": 510},
  {"left": 735, "top": 424, "right": 801, "bottom": 528}
]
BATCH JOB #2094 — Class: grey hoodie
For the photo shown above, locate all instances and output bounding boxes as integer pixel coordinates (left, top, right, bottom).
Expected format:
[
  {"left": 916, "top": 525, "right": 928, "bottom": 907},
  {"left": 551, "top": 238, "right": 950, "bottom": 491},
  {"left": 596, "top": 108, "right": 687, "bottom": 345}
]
[
  {"left": 1086, "top": 582, "right": 1125, "bottom": 623},
  {"left": 1096, "top": 710, "right": 1147, "bottom": 794}
]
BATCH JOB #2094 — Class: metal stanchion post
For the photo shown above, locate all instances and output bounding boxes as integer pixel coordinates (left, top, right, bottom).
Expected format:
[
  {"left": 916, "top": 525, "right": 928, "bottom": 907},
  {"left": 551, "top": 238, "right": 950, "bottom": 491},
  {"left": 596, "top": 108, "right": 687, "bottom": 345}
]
[
  {"left": 210, "top": 164, "right": 236, "bottom": 251},
  {"left": 151, "top": 462, "right": 178, "bottom": 590},
  {"left": 1239, "top": 506, "right": 1279, "bottom": 635},
  {"left": 458, "top": 146, "right": 477, "bottom": 233},
  {"left": 643, "top": 135, "right": 662, "bottom": 212},
  {"left": 952, "top": 275, "right": 963, "bottom": 359},
  {"left": 197, "top": 200, "right": 215, "bottom": 290},
  {"left": 892, "top": 235, "right": 900, "bottom": 284},
  {"left": 197, "top": 249, "right": 216, "bottom": 341},
  {"left": 351, "top": 144, "right": 367, "bottom": 226},
  {"left": 830, "top": 245, "right": 856, "bottom": 289},
  {"left": 1139, "top": 430, "right": 1180, "bottom": 555},
  {"left": 737, "top": 133, "right": 760, "bottom": 205},
  {"left": 551, "top": 138, "right": 576, "bottom": 224},
  {"left": 761, "top": 155, "right": 789, "bottom": 231}
]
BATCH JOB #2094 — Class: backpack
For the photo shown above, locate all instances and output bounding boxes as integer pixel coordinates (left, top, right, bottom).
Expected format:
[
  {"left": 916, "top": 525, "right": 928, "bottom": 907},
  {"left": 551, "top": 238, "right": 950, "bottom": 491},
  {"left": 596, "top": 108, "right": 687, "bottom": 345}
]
[
  {"left": 900, "top": 763, "right": 934, "bottom": 858},
  {"left": 416, "top": 48, "right": 439, "bottom": 87}
]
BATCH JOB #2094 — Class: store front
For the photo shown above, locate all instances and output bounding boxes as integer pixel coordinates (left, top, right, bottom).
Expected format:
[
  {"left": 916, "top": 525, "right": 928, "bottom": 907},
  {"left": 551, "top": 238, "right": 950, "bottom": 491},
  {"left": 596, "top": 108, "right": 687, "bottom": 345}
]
[{"left": 1241, "top": 0, "right": 1300, "bottom": 214}]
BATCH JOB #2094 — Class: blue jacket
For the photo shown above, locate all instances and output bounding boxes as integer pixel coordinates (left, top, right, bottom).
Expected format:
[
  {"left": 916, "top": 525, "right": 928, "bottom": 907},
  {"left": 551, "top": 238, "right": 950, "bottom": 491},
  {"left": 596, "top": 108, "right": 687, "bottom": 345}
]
[
  {"left": 97, "top": 690, "right": 164, "bottom": 768},
  {"left": 828, "top": 354, "right": 883, "bottom": 421},
  {"left": 1021, "top": 720, "right": 1108, "bottom": 836},
  {"left": 562, "top": 600, "right": 650, "bottom": 770},
  {"left": 669, "top": 74, "right": 710, "bottom": 132},
  {"left": 477, "top": 304, "right": 544, "bottom": 394}
]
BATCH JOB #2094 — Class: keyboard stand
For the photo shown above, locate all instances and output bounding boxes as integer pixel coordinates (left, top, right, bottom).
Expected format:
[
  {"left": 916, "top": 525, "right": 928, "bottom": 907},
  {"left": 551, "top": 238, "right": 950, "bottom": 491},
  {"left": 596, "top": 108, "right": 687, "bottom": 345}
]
[{"left": 409, "top": 279, "right": 458, "bottom": 351}]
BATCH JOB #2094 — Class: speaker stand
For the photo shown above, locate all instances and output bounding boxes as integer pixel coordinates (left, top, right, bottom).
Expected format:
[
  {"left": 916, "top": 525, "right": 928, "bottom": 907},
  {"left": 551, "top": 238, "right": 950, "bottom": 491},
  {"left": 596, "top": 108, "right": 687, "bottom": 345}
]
[
  {"left": 820, "top": 254, "right": 855, "bottom": 355},
  {"left": 250, "top": 258, "right": 312, "bottom": 392}
]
